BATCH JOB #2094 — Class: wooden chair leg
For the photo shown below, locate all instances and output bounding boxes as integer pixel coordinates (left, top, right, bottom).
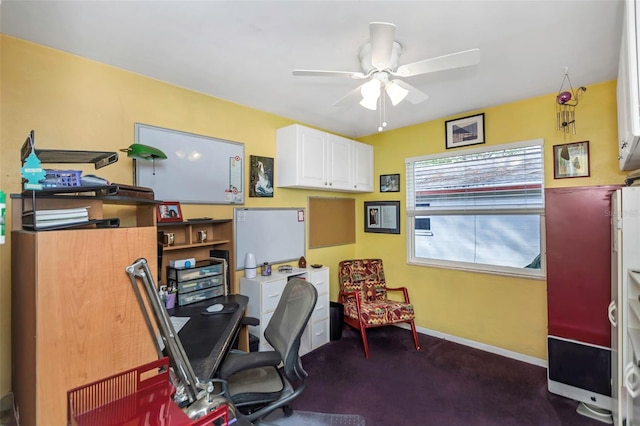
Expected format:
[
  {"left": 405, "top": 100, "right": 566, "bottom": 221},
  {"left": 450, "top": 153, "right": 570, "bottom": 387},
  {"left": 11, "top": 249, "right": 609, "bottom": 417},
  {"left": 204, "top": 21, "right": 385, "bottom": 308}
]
[
  {"left": 359, "top": 326, "right": 370, "bottom": 359},
  {"left": 409, "top": 320, "right": 421, "bottom": 351}
]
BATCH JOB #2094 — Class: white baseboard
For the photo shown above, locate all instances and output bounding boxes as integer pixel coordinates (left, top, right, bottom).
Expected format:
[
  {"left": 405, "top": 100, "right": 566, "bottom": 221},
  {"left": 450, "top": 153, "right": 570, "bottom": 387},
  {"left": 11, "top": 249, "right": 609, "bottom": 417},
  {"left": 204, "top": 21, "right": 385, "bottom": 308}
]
[{"left": 395, "top": 323, "right": 547, "bottom": 368}]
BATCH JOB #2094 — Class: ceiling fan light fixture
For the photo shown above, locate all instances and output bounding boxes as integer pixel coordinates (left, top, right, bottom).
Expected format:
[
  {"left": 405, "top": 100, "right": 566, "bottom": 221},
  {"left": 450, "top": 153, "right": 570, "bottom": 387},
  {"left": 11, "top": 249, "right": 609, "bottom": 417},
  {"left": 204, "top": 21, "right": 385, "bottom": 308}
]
[
  {"left": 385, "top": 81, "right": 409, "bottom": 106},
  {"left": 359, "top": 95, "right": 379, "bottom": 111},
  {"left": 360, "top": 79, "right": 381, "bottom": 110},
  {"left": 360, "top": 79, "right": 381, "bottom": 99}
]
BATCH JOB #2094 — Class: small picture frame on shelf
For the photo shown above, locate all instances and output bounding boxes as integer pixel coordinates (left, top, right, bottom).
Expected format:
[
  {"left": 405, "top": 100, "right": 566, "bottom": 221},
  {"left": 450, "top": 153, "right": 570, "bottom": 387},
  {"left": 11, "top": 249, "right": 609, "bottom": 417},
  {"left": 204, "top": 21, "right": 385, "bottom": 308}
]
[{"left": 157, "top": 201, "right": 183, "bottom": 223}]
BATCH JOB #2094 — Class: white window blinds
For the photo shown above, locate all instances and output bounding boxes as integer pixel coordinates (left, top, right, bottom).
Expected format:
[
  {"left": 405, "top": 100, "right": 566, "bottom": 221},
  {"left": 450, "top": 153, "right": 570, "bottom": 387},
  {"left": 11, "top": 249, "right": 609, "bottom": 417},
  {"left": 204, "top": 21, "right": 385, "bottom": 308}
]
[{"left": 406, "top": 140, "right": 544, "bottom": 212}]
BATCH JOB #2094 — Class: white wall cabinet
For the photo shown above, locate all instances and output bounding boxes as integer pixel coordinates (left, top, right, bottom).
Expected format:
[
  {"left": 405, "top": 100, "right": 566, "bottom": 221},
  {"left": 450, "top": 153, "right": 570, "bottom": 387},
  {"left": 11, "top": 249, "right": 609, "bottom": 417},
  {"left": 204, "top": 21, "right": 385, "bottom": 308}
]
[
  {"left": 617, "top": 0, "right": 640, "bottom": 171},
  {"left": 276, "top": 124, "right": 373, "bottom": 192},
  {"left": 240, "top": 266, "right": 330, "bottom": 356}
]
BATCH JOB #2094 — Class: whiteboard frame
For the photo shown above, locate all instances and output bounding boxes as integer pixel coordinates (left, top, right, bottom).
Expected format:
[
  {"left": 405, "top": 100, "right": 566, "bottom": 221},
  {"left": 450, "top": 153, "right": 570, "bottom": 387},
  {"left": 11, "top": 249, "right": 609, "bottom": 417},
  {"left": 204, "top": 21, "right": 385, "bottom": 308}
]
[{"left": 134, "top": 123, "right": 245, "bottom": 204}]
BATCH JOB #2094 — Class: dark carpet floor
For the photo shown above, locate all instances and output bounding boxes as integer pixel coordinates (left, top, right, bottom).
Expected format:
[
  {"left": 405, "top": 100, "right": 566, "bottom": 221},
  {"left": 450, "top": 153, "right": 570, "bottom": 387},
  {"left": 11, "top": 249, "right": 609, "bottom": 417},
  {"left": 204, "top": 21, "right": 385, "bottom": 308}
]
[{"left": 292, "top": 326, "right": 606, "bottom": 426}]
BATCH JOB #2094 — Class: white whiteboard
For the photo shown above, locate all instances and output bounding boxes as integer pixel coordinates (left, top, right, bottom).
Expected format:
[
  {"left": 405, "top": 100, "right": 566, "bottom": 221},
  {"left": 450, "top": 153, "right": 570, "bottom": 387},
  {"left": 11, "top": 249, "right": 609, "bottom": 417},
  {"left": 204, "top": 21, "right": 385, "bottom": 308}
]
[
  {"left": 134, "top": 123, "right": 244, "bottom": 204},
  {"left": 235, "top": 208, "right": 306, "bottom": 270}
]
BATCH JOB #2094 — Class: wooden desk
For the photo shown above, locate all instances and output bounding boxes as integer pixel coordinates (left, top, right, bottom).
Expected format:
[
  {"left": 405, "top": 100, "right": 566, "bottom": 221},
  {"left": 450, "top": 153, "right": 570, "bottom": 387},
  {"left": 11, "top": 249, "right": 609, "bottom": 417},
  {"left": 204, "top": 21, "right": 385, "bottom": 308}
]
[{"left": 168, "top": 294, "right": 249, "bottom": 380}]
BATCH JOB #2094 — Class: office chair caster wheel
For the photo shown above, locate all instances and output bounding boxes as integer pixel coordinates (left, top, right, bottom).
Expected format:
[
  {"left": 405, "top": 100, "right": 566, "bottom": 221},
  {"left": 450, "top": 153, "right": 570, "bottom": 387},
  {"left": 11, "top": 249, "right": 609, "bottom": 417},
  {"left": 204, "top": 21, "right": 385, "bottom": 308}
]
[{"left": 282, "top": 405, "right": 293, "bottom": 417}]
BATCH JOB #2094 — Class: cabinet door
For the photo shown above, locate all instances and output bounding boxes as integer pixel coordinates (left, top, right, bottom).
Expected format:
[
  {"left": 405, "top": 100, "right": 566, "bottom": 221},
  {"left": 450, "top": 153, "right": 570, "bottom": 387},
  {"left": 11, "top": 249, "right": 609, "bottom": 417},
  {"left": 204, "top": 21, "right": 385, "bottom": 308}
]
[
  {"left": 353, "top": 141, "right": 374, "bottom": 192},
  {"left": 298, "top": 126, "right": 328, "bottom": 187},
  {"left": 618, "top": 0, "right": 640, "bottom": 171},
  {"left": 326, "top": 134, "right": 353, "bottom": 190},
  {"left": 13, "top": 228, "right": 158, "bottom": 426}
]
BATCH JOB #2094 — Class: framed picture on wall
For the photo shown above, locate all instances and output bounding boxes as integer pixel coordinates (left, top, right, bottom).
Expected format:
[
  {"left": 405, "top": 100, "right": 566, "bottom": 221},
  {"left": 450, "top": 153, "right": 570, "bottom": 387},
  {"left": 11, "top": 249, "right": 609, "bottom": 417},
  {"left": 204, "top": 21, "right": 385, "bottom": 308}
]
[
  {"left": 249, "top": 155, "right": 274, "bottom": 197},
  {"left": 380, "top": 174, "right": 400, "bottom": 192},
  {"left": 553, "top": 141, "right": 590, "bottom": 179},
  {"left": 445, "top": 113, "right": 485, "bottom": 149},
  {"left": 364, "top": 201, "right": 400, "bottom": 234}
]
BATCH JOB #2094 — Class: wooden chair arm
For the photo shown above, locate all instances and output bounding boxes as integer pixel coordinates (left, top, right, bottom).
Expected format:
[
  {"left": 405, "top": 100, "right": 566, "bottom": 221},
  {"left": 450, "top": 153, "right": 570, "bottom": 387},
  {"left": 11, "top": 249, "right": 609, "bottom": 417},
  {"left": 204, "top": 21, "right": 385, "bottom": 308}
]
[
  {"left": 385, "top": 286, "right": 411, "bottom": 303},
  {"left": 339, "top": 290, "right": 358, "bottom": 300},
  {"left": 339, "top": 290, "right": 364, "bottom": 312}
]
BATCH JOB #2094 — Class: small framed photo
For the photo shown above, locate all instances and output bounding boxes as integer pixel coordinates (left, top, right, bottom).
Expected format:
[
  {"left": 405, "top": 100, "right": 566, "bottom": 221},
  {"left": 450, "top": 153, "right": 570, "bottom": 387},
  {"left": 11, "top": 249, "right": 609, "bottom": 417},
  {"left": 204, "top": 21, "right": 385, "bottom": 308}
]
[
  {"left": 157, "top": 201, "right": 183, "bottom": 223},
  {"left": 445, "top": 113, "right": 485, "bottom": 149},
  {"left": 553, "top": 141, "right": 590, "bottom": 179},
  {"left": 380, "top": 174, "right": 400, "bottom": 192},
  {"left": 364, "top": 201, "right": 400, "bottom": 234}
]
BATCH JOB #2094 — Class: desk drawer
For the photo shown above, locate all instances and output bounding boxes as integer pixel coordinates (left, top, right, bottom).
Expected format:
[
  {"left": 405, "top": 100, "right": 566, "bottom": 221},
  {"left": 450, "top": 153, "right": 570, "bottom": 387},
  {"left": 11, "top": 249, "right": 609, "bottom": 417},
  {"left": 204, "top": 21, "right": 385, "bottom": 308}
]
[
  {"left": 178, "top": 285, "right": 224, "bottom": 306},
  {"left": 311, "top": 298, "right": 328, "bottom": 322},
  {"left": 311, "top": 318, "right": 329, "bottom": 349},
  {"left": 168, "top": 261, "right": 223, "bottom": 281},
  {"left": 261, "top": 279, "right": 287, "bottom": 312},
  {"left": 311, "top": 278, "right": 329, "bottom": 295},
  {"left": 171, "top": 275, "right": 223, "bottom": 294}
]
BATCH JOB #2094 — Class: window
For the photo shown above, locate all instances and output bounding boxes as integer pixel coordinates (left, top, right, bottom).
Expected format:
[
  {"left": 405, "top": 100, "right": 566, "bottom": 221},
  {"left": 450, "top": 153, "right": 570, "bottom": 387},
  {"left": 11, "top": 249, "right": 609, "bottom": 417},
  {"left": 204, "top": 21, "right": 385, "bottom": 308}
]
[{"left": 406, "top": 139, "right": 545, "bottom": 278}]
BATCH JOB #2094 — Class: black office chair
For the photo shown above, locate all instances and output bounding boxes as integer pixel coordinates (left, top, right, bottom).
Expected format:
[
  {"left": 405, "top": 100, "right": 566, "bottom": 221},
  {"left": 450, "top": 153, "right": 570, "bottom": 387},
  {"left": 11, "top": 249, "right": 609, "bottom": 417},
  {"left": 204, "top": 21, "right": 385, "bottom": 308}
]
[{"left": 217, "top": 277, "right": 318, "bottom": 423}]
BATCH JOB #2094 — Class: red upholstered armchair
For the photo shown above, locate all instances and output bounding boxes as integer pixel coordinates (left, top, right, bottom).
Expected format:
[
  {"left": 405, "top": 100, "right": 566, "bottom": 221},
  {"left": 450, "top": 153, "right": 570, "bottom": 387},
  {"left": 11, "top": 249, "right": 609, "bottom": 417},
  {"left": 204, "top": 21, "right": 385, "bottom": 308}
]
[{"left": 338, "top": 259, "right": 420, "bottom": 358}]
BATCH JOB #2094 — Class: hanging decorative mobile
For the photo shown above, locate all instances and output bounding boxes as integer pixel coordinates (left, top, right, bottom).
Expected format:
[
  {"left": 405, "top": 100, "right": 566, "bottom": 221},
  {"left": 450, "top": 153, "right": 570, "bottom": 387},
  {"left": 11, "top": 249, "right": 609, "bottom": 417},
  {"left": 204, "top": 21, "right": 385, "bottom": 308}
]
[{"left": 556, "top": 67, "right": 587, "bottom": 134}]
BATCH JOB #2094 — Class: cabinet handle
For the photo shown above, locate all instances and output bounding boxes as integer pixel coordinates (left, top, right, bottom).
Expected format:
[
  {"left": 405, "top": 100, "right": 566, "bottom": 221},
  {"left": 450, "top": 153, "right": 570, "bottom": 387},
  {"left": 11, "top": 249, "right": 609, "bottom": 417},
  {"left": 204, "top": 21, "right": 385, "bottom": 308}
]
[
  {"left": 267, "top": 292, "right": 281, "bottom": 299},
  {"left": 315, "top": 304, "right": 324, "bottom": 311},
  {"left": 625, "top": 363, "right": 640, "bottom": 398},
  {"left": 315, "top": 330, "right": 325, "bottom": 336},
  {"left": 608, "top": 300, "right": 617, "bottom": 327}
]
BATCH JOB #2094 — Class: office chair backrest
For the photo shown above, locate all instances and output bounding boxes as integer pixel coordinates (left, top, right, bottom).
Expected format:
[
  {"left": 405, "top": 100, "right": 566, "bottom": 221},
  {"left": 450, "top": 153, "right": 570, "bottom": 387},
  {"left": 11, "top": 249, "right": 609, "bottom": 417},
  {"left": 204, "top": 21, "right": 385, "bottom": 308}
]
[{"left": 264, "top": 278, "right": 318, "bottom": 380}]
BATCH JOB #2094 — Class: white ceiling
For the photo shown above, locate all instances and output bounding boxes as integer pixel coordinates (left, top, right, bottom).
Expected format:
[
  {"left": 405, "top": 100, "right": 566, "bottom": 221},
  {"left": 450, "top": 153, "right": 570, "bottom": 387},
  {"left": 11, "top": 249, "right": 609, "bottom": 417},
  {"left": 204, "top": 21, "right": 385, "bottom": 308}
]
[{"left": 0, "top": 0, "right": 625, "bottom": 138}]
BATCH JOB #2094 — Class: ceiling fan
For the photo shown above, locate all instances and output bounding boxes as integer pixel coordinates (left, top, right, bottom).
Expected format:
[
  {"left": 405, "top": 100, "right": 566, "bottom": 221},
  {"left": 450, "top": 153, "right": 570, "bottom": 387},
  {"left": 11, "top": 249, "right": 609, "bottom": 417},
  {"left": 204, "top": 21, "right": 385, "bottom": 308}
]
[{"left": 292, "top": 22, "right": 481, "bottom": 111}]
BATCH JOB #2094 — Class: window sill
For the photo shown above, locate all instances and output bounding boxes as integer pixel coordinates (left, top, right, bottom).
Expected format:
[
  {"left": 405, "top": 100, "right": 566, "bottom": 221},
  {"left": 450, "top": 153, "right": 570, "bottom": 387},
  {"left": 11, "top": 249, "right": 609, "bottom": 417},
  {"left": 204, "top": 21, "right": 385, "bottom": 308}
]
[{"left": 407, "top": 259, "right": 546, "bottom": 281}]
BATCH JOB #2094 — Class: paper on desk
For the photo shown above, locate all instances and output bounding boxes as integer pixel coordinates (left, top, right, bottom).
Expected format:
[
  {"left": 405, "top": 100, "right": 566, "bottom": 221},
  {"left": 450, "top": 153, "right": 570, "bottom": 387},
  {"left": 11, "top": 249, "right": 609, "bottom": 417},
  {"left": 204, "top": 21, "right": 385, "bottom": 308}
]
[{"left": 158, "top": 316, "right": 191, "bottom": 352}]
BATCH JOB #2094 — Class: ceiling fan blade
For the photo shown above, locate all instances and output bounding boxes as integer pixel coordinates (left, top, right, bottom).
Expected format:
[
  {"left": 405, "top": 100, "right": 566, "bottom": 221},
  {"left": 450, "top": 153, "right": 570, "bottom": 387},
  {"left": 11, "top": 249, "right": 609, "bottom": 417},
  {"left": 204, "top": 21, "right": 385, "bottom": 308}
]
[
  {"left": 333, "top": 82, "right": 367, "bottom": 107},
  {"left": 391, "top": 79, "right": 429, "bottom": 104},
  {"left": 293, "top": 69, "right": 366, "bottom": 79},
  {"left": 394, "top": 48, "right": 481, "bottom": 77},
  {"left": 369, "top": 22, "right": 396, "bottom": 70}
]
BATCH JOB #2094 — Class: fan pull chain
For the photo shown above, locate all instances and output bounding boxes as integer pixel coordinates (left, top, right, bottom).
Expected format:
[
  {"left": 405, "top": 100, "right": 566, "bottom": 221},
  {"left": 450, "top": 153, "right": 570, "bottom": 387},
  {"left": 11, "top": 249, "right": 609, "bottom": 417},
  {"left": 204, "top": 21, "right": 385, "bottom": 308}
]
[{"left": 378, "top": 91, "right": 388, "bottom": 132}]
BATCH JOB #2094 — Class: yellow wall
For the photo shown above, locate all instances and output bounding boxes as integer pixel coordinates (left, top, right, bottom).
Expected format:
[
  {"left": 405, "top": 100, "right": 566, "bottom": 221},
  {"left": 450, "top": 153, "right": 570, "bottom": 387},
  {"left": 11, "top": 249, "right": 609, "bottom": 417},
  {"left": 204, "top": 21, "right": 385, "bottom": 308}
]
[
  {"left": 358, "top": 80, "right": 625, "bottom": 359},
  {"left": 0, "top": 34, "right": 627, "bottom": 394}
]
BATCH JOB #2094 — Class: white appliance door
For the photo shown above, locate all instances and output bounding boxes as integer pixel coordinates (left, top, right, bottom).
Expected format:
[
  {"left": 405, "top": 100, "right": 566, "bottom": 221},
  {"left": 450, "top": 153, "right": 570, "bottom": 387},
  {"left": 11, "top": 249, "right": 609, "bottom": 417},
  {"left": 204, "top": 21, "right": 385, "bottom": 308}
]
[{"left": 612, "top": 189, "right": 623, "bottom": 425}]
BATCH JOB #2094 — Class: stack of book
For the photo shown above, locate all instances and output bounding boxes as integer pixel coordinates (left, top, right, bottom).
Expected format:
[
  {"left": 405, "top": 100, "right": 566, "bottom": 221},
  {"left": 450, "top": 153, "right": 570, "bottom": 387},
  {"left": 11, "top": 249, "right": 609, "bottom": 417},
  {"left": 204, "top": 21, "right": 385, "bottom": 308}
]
[{"left": 23, "top": 207, "right": 90, "bottom": 229}]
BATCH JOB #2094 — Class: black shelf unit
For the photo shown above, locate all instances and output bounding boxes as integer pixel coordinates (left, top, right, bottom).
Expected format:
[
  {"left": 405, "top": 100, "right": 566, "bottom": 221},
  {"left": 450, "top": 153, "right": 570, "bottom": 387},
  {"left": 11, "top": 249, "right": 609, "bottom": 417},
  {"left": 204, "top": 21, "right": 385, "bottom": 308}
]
[
  {"left": 20, "top": 136, "right": 118, "bottom": 170},
  {"left": 18, "top": 137, "right": 157, "bottom": 230}
]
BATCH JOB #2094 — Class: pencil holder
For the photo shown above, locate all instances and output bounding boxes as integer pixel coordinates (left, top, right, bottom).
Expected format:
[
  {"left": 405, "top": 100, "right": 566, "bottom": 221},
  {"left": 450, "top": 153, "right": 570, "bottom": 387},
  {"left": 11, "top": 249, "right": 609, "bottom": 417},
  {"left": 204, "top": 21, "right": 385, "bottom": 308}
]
[{"left": 165, "top": 292, "right": 176, "bottom": 310}]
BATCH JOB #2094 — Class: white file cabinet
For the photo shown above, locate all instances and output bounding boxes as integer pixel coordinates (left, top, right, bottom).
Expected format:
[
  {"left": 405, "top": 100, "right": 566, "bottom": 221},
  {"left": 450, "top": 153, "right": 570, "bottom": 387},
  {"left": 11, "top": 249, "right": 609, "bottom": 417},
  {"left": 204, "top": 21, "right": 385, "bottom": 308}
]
[{"left": 240, "top": 267, "right": 330, "bottom": 355}]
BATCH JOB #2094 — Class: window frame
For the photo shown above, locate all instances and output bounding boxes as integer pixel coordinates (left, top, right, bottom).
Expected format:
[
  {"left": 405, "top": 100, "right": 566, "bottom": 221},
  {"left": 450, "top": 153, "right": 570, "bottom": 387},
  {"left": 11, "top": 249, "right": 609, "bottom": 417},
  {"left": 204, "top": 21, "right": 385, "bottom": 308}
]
[{"left": 405, "top": 139, "right": 546, "bottom": 279}]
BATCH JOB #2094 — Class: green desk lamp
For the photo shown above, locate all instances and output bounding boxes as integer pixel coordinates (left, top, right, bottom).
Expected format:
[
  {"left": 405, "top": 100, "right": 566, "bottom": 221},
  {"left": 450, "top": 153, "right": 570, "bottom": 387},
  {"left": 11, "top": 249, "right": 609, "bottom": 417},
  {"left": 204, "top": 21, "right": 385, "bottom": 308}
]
[{"left": 120, "top": 144, "right": 167, "bottom": 175}]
